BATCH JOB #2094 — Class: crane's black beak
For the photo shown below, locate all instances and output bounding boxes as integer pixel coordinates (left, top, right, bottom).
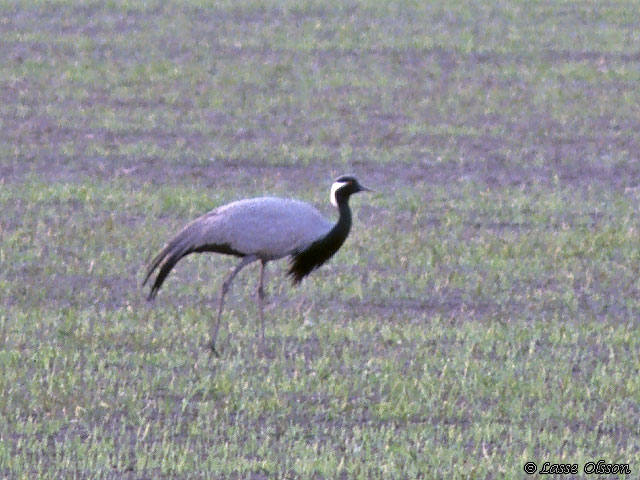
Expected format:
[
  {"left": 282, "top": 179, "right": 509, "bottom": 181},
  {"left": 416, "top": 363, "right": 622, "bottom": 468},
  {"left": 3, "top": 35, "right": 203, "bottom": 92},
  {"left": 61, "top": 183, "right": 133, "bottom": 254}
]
[{"left": 357, "top": 183, "right": 374, "bottom": 193}]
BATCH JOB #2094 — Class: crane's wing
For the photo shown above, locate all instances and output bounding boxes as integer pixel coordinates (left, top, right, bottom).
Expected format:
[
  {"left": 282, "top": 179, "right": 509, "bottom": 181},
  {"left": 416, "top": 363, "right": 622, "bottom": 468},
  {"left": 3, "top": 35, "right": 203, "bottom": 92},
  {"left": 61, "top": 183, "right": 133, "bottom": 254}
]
[
  {"left": 143, "top": 197, "right": 333, "bottom": 299},
  {"left": 206, "top": 197, "right": 333, "bottom": 259}
]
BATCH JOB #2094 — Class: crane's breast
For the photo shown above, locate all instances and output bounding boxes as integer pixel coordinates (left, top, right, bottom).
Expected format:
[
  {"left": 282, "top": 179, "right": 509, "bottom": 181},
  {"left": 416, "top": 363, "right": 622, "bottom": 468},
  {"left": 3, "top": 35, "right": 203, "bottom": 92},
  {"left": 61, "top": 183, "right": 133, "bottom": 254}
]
[{"left": 201, "top": 197, "right": 333, "bottom": 260}]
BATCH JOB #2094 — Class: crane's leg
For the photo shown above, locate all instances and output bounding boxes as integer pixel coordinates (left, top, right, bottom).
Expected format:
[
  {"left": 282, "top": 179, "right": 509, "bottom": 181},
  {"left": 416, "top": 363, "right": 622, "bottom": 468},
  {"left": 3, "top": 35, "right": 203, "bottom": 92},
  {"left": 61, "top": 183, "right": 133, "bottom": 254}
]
[
  {"left": 209, "top": 254, "right": 258, "bottom": 356},
  {"left": 257, "top": 260, "right": 267, "bottom": 350}
]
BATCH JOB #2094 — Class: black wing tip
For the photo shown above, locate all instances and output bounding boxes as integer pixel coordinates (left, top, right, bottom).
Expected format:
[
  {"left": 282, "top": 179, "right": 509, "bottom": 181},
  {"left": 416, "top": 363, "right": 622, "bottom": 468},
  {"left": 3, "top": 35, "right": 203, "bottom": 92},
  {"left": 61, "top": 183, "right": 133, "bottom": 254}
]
[
  {"left": 287, "top": 253, "right": 315, "bottom": 285},
  {"left": 141, "top": 238, "right": 192, "bottom": 301},
  {"left": 141, "top": 271, "right": 153, "bottom": 288},
  {"left": 142, "top": 256, "right": 163, "bottom": 298},
  {"left": 287, "top": 269, "right": 305, "bottom": 285},
  {"left": 147, "top": 288, "right": 158, "bottom": 301},
  {"left": 142, "top": 262, "right": 167, "bottom": 302},
  {"left": 141, "top": 245, "right": 170, "bottom": 291},
  {"left": 143, "top": 272, "right": 159, "bottom": 300},
  {"left": 142, "top": 269, "right": 155, "bottom": 299}
]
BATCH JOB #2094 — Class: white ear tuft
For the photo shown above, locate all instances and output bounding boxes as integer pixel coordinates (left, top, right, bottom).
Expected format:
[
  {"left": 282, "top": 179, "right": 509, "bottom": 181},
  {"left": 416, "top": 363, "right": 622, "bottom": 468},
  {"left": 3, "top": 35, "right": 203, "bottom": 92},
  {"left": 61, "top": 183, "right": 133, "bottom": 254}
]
[{"left": 330, "top": 181, "right": 348, "bottom": 207}]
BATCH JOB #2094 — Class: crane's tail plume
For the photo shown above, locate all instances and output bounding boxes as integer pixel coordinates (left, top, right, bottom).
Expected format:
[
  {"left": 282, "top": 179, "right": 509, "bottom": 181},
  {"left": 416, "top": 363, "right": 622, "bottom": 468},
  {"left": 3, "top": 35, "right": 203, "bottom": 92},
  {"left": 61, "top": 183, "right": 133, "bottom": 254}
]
[
  {"left": 143, "top": 218, "right": 245, "bottom": 300},
  {"left": 142, "top": 236, "right": 193, "bottom": 301}
]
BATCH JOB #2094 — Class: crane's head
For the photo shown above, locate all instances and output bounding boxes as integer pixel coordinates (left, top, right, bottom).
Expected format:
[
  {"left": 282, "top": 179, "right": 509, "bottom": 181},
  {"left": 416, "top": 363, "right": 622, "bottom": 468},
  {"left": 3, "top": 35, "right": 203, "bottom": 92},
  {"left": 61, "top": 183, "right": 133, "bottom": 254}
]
[{"left": 330, "top": 175, "right": 373, "bottom": 207}]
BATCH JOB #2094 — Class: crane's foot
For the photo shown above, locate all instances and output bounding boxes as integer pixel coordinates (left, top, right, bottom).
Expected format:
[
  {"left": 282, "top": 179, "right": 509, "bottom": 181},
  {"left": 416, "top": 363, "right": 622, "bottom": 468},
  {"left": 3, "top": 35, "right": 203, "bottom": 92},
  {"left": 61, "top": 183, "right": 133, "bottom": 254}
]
[
  {"left": 256, "top": 343, "right": 275, "bottom": 359},
  {"left": 257, "top": 286, "right": 267, "bottom": 303},
  {"left": 207, "top": 341, "right": 220, "bottom": 358}
]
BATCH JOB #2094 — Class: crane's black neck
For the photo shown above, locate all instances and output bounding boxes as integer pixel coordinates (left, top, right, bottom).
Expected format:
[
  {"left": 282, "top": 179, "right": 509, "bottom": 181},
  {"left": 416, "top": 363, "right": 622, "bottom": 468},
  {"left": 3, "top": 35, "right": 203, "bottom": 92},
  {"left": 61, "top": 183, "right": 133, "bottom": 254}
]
[
  {"left": 288, "top": 198, "right": 352, "bottom": 284},
  {"left": 329, "top": 199, "right": 352, "bottom": 246}
]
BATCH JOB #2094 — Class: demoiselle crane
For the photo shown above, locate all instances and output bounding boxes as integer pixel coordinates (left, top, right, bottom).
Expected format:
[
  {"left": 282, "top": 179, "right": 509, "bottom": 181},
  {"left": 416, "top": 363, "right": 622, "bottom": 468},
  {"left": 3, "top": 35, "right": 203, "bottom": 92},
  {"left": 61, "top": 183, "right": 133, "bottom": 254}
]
[{"left": 142, "top": 175, "right": 372, "bottom": 355}]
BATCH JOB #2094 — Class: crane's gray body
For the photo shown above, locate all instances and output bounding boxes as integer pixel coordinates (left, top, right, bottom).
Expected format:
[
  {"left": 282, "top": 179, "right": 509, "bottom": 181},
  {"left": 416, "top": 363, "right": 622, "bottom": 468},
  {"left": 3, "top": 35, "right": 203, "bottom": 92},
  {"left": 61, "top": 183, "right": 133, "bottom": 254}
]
[
  {"left": 142, "top": 174, "right": 372, "bottom": 356},
  {"left": 182, "top": 196, "right": 333, "bottom": 260}
]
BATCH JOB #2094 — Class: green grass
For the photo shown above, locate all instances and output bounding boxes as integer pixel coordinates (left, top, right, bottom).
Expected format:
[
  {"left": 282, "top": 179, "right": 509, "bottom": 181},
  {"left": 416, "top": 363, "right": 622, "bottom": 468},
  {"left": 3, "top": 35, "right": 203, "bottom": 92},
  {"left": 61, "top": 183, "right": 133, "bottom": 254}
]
[{"left": 2, "top": 0, "right": 640, "bottom": 478}]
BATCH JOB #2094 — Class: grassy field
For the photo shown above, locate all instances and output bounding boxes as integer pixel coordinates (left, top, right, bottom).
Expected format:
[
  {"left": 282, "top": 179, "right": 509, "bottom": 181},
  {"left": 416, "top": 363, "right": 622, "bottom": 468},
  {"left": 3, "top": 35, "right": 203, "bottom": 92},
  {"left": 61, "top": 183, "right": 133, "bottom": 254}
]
[{"left": 2, "top": 0, "right": 640, "bottom": 478}]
